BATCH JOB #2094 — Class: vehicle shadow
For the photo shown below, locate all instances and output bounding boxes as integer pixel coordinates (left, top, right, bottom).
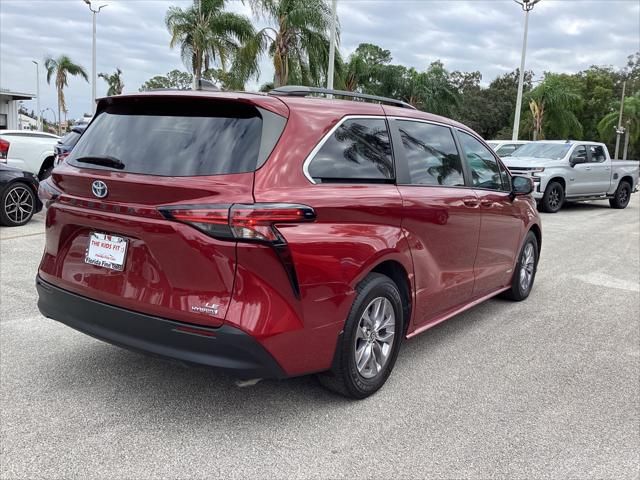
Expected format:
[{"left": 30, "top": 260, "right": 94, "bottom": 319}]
[{"left": 39, "top": 299, "right": 496, "bottom": 415}]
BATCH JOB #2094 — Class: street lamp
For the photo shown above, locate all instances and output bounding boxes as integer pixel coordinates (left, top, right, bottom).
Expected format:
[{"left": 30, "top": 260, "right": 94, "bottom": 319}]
[
  {"left": 327, "top": 0, "right": 338, "bottom": 93},
  {"left": 512, "top": 0, "right": 541, "bottom": 141},
  {"left": 32, "top": 61, "right": 41, "bottom": 131},
  {"left": 41, "top": 107, "right": 57, "bottom": 132},
  {"left": 83, "top": 0, "right": 107, "bottom": 115}
]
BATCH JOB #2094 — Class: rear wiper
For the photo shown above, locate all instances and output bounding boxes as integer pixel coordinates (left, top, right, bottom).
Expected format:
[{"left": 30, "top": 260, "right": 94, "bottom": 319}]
[{"left": 74, "top": 155, "right": 125, "bottom": 170}]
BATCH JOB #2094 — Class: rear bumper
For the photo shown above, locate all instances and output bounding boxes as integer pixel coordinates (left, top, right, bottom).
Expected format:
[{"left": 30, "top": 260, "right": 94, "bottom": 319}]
[{"left": 36, "top": 276, "right": 286, "bottom": 379}]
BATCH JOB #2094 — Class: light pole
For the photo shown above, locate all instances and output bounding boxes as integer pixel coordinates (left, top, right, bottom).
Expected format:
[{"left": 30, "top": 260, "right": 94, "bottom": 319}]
[
  {"left": 83, "top": 0, "right": 107, "bottom": 115},
  {"left": 32, "top": 61, "right": 41, "bottom": 131},
  {"left": 327, "top": 0, "right": 338, "bottom": 92},
  {"left": 41, "top": 108, "right": 57, "bottom": 132},
  {"left": 512, "top": 0, "right": 541, "bottom": 141}
]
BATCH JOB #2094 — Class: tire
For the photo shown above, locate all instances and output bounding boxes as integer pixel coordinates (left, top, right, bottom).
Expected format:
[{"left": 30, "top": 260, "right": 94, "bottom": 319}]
[
  {"left": 502, "top": 231, "right": 539, "bottom": 301},
  {"left": 609, "top": 181, "right": 631, "bottom": 209},
  {"left": 39, "top": 164, "right": 53, "bottom": 180},
  {"left": 541, "top": 181, "right": 564, "bottom": 213},
  {"left": 0, "top": 183, "right": 36, "bottom": 227},
  {"left": 318, "top": 273, "right": 404, "bottom": 399}
]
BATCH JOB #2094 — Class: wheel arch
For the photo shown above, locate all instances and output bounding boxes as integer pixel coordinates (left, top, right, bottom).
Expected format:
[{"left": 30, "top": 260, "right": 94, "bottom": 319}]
[
  {"left": 619, "top": 176, "right": 634, "bottom": 189},
  {"left": 38, "top": 155, "right": 55, "bottom": 179},
  {"left": 547, "top": 176, "right": 566, "bottom": 191},
  {"left": 528, "top": 223, "right": 542, "bottom": 251},
  {"left": 369, "top": 259, "right": 413, "bottom": 335}
]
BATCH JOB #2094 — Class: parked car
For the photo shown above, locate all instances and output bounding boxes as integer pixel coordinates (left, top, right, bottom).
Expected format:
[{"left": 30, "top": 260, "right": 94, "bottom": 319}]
[
  {"left": 54, "top": 125, "right": 87, "bottom": 166},
  {"left": 0, "top": 130, "right": 60, "bottom": 179},
  {"left": 36, "top": 87, "right": 542, "bottom": 398},
  {"left": 0, "top": 164, "right": 42, "bottom": 226},
  {"left": 486, "top": 140, "right": 529, "bottom": 157},
  {"left": 502, "top": 140, "right": 639, "bottom": 213}
]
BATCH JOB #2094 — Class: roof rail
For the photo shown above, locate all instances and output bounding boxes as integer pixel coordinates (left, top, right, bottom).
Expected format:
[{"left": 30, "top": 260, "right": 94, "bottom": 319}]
[{"left": 269, "top": 85, "right": 416, "bottom": 110}]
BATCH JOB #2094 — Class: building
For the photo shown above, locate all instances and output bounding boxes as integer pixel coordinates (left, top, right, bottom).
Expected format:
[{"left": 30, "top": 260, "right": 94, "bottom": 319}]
[
  {"left": 18, "top": 113, "right": 38, "bottom": 130},
  {"left": 0, "top": 89, "right": 35, "bottom": 130}
]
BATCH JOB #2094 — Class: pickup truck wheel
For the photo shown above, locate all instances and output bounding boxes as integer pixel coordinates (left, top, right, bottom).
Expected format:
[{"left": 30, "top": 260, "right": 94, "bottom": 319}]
[
  {"left": 609, "top": 181, "right": 631, "bottom": 209},
  {"left": 318, "top": 273, "right": 403, "bottom": 399},
  {"left": 541, "top": 181, "right": 564, "bottom": 213},
  {"left": 502, "top": 231, "right": 539, "bottom": 301}
]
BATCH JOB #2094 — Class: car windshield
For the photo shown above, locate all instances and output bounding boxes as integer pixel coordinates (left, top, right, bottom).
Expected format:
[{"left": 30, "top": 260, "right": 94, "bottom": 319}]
[{"left": 511, "top": 143, "right": 571, "bottom": 160}]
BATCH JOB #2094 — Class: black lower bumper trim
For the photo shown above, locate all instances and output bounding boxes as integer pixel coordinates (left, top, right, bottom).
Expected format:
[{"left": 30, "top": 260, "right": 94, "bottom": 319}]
[{"left": 36, "top": 276, "right": 285, "bottom": 379}]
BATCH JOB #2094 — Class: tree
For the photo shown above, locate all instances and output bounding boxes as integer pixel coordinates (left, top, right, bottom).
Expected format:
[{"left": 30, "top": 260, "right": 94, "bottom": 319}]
[
  {"left": 598, "top": 92, "right": 640, "bottom": 159},
  {"left": 526, "top": 74, "right": 582, "bottom": 140},
  {"left": 44, "top": 55, "right": 88, "bottom": 134},
  {"left": 235, "top": 0, "right": 337, "bottom": 87},
  {"left": 139, "top": 70, "right": 194, "bottom": 91},
  {"left": 98, "top": 68, "right": 124, "bottom": 96},
  {"left": 166, "top": 0, "right": 255, "bottom": 88}
]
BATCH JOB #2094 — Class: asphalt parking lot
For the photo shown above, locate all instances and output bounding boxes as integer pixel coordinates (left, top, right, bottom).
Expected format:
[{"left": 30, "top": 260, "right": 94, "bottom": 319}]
[{"left": 1, "top": 197, "right": 639, "bottom": 479}]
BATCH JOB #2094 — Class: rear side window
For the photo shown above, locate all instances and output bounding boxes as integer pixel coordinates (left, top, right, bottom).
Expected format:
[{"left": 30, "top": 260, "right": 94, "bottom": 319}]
[
  {"left": 589, "top": 145, "right": 606, "bottom": 163},
  {"left": 307, "top": 118, "right": 393, "bottom": 182},
  {"left": 68, "top": 98, "right": 284, "bottom": 176},
  {"left": 396, "top": 120, "right": 464, "bottom": 186}
]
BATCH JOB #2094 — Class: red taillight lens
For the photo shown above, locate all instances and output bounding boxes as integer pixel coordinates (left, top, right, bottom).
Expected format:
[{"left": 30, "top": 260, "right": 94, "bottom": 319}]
[
  {"left": 0, "top": 138, "right": 9, "bottom": 162},
  {"left": 230, "top": 204, "right": 316, "bottom": 243},
  {"left": 159, "top": 203, "right": 316, "bottom": 244},
  {"left": 55, "top": 152, "right": 70, "bottom": 165}
]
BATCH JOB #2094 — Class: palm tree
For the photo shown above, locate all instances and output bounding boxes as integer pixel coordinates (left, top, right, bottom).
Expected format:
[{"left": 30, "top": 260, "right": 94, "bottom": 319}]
[
  {"left": 166, "top": 0, "right": 255, "bottom": 89},
  {"left": 44, "top": 55, "right": 88, "bottom": 134},
  {"left": 98, "top": 68, "right": 124, "bottom": 96},
  {"left": 526, "top": 74, "right": 582, "bottom": 140},
  {"left": 235, "top": 0, "right": 337, "bottom": 88},
  {"left": 598, "top": 92, "right": 640, "bottom": 158}
]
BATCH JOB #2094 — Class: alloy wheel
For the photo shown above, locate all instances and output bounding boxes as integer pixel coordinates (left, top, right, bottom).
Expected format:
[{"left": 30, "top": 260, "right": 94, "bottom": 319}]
[
  {"left": 549, "top": 188, "right": 560, "bottom": 209},
  {"left": 354, "top": 297, "right": 396, "bottom": 379},
  {"left": 619, "top": 187, "right": 629, "bottom": 205},
  {"left": 519, "top": 243, "right": 535, "bottom": 293},
  {"left": 4, "top": 185, "right": 34, "bottom": 225}
]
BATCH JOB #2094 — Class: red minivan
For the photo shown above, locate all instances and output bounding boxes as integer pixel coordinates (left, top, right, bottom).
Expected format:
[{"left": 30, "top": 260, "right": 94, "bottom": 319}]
[{"left": 37, "top": 87, "right": 541, "bottom": 398}]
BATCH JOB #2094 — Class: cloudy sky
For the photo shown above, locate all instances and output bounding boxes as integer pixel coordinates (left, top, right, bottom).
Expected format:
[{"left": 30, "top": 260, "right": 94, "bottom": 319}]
[{"left": 1, "top": 0, "right": 638, "bottom": 121}]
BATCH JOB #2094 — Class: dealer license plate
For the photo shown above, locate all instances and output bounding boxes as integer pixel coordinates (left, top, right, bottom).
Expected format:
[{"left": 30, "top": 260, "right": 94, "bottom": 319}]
[{"left": 84, "top": 233, "right": 128, "bottom": 271}]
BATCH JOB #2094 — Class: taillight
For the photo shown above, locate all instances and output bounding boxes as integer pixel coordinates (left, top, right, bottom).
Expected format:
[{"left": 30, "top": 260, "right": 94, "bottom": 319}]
[
  {"left": 0, "top": 138, "right": 9, "bottom": 162},
  {"left": 158, "top": 203, "right": 316, "bottom": 245},
  {"left": 159, "top": 203, "right": 316, "bottom": 298},
  {"left": 55, "top": 152, "right": 70, "bottom": 165},
  {"left": 38, "top": 178, "right": 62, "bottom": 207}
]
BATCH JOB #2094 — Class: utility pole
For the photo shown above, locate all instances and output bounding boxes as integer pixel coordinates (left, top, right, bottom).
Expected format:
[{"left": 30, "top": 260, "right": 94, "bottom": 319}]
[
  {"left": 512, "top": 0, "right": 541, "bottom": 141},
  {"left": 613, "top": 80, "right": 626, "bottom": 160},
  {"left": 327, "top": 0, "right": 338, "bottom": 94},
  {"left": 83, "top": 0, "right": 107, "bottom": 114},
  {"left": 32, "top": 61, "right": 41, "bottom": 131}
]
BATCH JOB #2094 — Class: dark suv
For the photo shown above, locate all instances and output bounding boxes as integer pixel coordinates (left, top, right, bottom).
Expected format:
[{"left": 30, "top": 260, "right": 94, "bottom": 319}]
[{"left": 37, "top": 87, "right": 541, "bottom": 398}]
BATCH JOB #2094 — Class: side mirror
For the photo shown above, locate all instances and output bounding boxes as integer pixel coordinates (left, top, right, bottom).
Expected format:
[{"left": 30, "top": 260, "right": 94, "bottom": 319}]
[
  {"left": 511, "top": 175, "right": 534, "bottom": 196},
  {"left": 570, "top": 156, "right": 586, "bottom": 167}
]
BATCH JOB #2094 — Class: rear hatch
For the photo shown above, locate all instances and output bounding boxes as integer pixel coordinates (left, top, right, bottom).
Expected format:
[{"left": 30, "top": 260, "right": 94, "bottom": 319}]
[{"left": 39, "top": 94, "right": 287, "bottom": 327}]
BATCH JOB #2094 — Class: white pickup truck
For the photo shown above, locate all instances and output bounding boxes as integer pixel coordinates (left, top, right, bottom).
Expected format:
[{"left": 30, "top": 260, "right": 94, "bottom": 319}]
[
  {"left": 0, "top": 130, "right": 60, "bottom": 179},
  {"left": 502, "top": 140, "right": 639, "bottom": 213}
]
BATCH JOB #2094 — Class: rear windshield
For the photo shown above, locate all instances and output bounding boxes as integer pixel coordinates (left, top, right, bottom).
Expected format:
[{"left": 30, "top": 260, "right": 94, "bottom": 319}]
[{"left": 68, "top": 98, "right": 278, "bottom": 176}]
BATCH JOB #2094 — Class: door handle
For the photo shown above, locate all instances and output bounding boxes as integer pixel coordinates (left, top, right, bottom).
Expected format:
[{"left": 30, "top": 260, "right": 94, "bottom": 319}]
[
  {"left": 480, "top": 199, "right": 493, "bottom": 207},
  {"left": 463, "top": 198, "right": 480, "bottom": 208},
  {"left": 585, "top": 166, "right": 591, "bottom": 171}
]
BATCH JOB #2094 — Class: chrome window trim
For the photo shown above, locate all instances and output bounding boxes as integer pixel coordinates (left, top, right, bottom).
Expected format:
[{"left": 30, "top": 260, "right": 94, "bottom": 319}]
[{"left": 302, "top": 115, "right": 388, "bottom": 184}]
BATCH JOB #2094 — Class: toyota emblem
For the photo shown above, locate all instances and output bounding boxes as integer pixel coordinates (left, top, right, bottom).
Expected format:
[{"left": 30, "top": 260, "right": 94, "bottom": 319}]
[{"left": 91, "top": 180, "right": 108, "bottom": 199}]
